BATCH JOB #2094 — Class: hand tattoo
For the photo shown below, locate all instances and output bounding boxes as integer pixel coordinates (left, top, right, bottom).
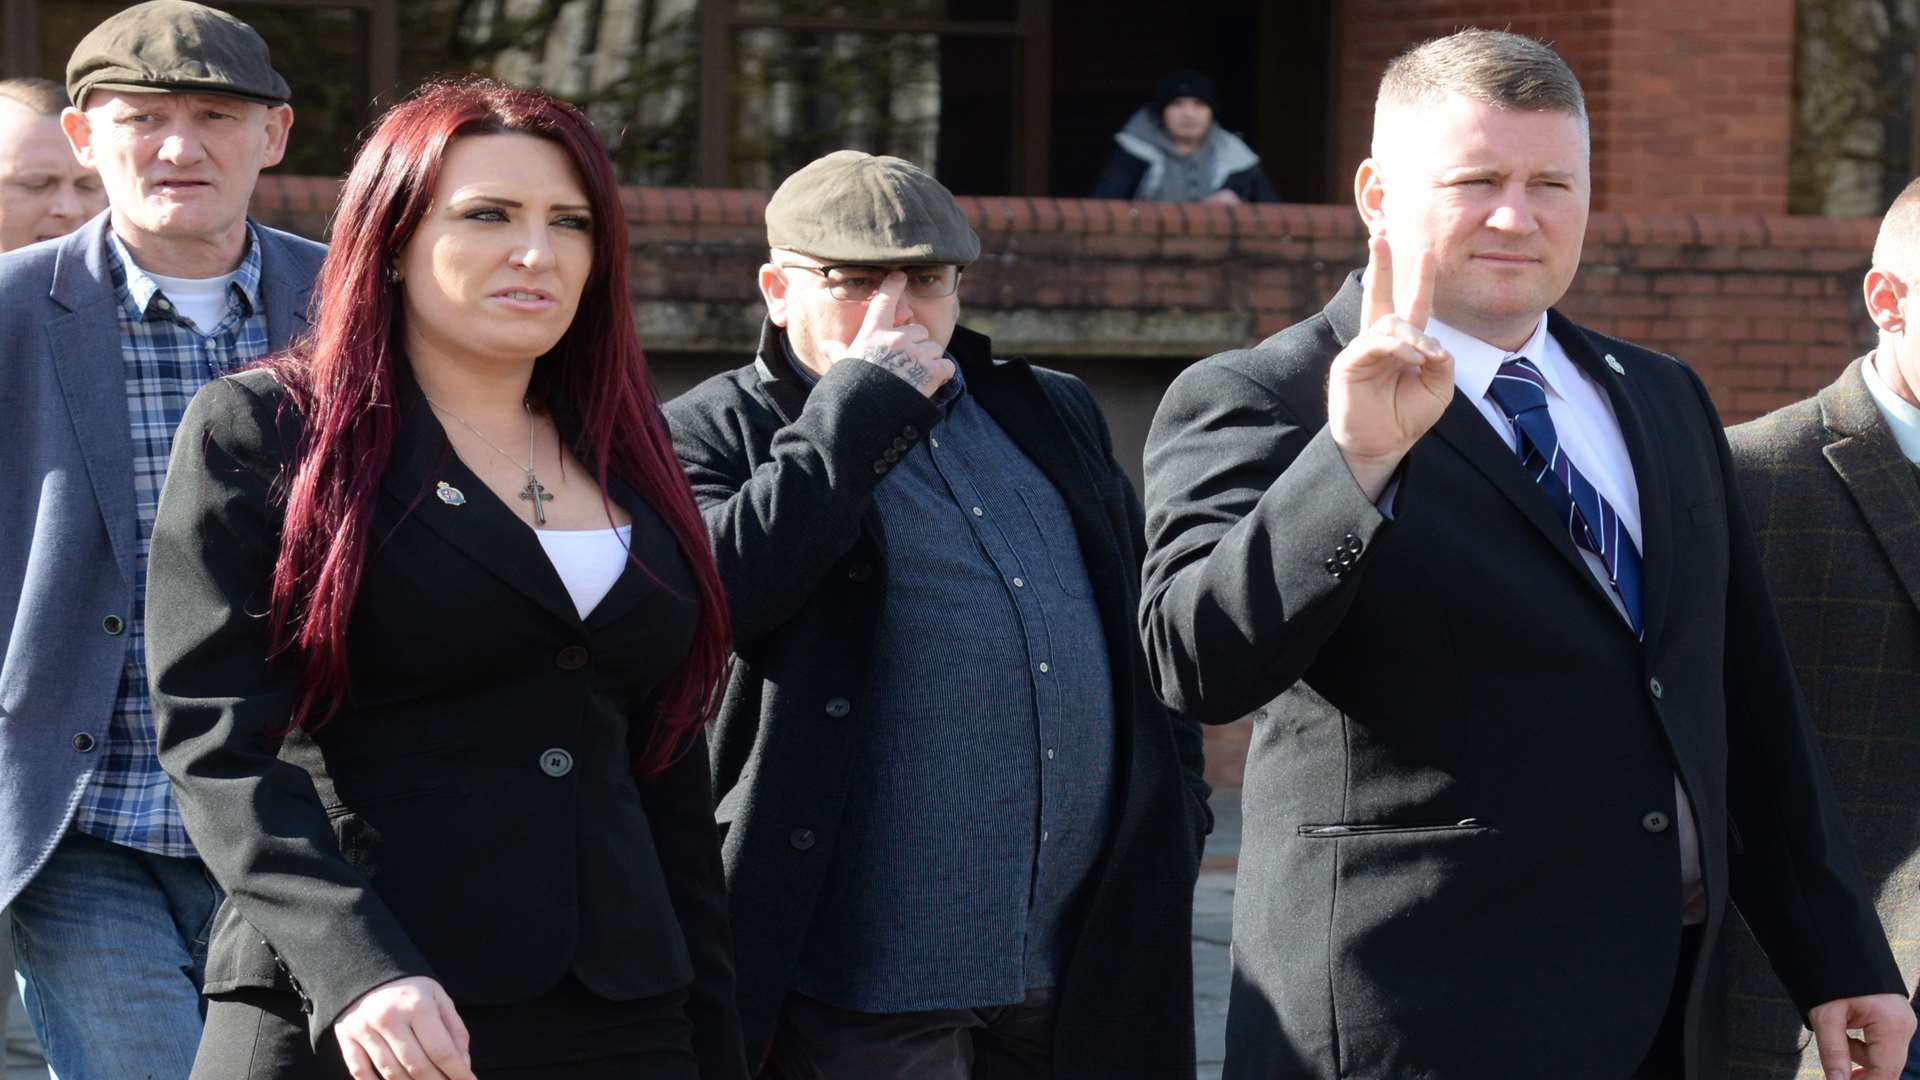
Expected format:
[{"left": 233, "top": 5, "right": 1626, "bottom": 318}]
[{"left": 861, "top": 344, "right": 933, "bottom": 388}]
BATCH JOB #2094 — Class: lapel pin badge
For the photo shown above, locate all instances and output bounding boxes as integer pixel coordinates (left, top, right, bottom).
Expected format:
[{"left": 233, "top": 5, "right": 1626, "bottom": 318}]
[
  {"left": 1604, "top": 353, "right": 1625, "bottom": 376},
  {"left": 435, "top": 481, "right": 467, "bottom": 507}
]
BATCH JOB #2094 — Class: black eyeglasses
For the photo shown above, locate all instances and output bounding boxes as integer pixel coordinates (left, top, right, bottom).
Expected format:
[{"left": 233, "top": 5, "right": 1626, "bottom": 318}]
[{"left": 778, "top": 263, "right": 963, "bottom": 302}]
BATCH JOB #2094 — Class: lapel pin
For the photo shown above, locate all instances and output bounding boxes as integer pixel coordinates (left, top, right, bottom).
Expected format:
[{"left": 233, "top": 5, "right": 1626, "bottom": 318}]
[
  {"left": 1604, "top": 353, "right": 1625, "bottom": 376},
  {"left": 435, "top": 481, "right": 467, "bottom": 507}
]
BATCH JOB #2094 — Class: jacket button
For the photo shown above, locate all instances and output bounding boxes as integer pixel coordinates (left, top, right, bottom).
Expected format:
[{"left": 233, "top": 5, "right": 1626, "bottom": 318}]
[
  {"left": 872, "top": 461, "right": 888, "bottom": 474},
  {"left": 555, "top": 645, "right": 590, "bottom": 671},
  {"left": 902, "top": 425, "right": 920, "bottom": 439},
  {"left": 824, "top": 697, "right": 851, "bottom": 718},
  {"left": 1648, "top": 677, "right": 1664, "bottom": 699},
  {"left": 883, "top": 448, "right": 900, "bottom": 463},
  {"left": 1641, "top": 811, "right": 1671, "bottom": 833},
  {"left": 892, "top": 437, "right": 910, "bottom": 452},
  {"left": 72, "top": 732, "right": 96, "bottom": 753},
  {"left": 790, "top": 828, "right": 816, "bottom": 851},
  {"left": 102, "top": 615, "right": 125, "bottom": 635},
  {"left": 846, "top": 563, "right": 872, "bottom": 583},
  {"left": 539, "top": 748, "right": 575, "bottom": 777}
]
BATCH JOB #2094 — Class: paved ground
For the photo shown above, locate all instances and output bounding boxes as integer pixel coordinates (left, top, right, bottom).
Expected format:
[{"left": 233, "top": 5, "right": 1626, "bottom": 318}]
[{"left": 2, "top": 789, "right": 1243, "bottom": 1079}]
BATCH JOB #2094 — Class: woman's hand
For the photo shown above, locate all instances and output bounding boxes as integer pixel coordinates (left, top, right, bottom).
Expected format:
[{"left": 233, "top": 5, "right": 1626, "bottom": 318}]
[{"left": 334, "top": 975, "right": 475, "bottom": 1080}]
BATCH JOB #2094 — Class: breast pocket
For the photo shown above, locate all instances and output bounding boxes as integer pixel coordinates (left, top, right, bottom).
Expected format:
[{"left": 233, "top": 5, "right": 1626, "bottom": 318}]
[{"left": 1016, "top": 487, "right": 1095, "bottom": 598}]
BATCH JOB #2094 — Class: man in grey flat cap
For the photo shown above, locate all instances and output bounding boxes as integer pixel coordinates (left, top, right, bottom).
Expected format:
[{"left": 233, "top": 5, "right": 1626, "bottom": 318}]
[
  {"left": 0, "top": 3, "right": 322, "bottom": 1076},
  {"left": 665, "top": 150, "right": 1211, "bottom": 1079}
]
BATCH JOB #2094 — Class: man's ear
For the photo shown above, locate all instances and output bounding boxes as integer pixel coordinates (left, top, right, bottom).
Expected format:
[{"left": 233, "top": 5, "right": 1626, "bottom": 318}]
[
  {"left": 759, "top": 263, "right": 790, "bottom": 327},
  {"left": 1354, "top": 158, "right": 1387, "bottom": 232},
  {"left": 259, "top": 104, "right": 294, "bottom": 168},
  {"left": 61, "top": 107, "right": 95, "bottom": 168},
  {"left": 1865, "top": 267, "right": 1906, "bottom": 335}
]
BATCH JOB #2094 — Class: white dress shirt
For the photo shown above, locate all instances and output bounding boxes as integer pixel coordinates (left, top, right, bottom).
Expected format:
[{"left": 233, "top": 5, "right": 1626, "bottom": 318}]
[
  {"left": 1862, "top": 352, "right": 1920, "bottom": 464},
  {"left": 1429, "top": 314, "right": 1706, "bottom": 924}
]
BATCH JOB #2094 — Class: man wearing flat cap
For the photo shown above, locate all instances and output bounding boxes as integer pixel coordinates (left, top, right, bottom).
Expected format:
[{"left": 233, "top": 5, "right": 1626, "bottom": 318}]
[
  {"left": 0, "top": 3, "right": 321, "bottom": 1076},
  {"left": 665, "top": 150, "right": 1211, "bottom": 1078}
]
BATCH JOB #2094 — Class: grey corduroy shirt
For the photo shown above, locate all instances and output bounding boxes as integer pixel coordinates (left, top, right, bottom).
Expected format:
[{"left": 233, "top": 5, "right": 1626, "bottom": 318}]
[{"left": 783, "top": 350, "right": 1118, "bottom": 1013}]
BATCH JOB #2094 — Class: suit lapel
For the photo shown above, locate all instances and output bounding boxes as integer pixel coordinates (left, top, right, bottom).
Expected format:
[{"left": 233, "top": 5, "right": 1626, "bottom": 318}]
[
  {"left": 254, "top": 226, "right": 315, "bottom": 350},
  {"left": 45, "top": 217, "right": 138, "bottom": 587},
  {"left": 380, "top": 379, "right": 582, "bottom": 628},
  {"left": 1820, "top": 358, "right": 1920, "bottom": 616},
  {"left": 1551, "top": 314, "right": 1675, "bottom": 651}
]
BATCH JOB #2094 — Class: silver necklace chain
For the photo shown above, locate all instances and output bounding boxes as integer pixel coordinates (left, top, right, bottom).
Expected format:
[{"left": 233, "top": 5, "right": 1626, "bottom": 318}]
[{"left": 424, "top": 396, "right": 556, "bottom": 525}]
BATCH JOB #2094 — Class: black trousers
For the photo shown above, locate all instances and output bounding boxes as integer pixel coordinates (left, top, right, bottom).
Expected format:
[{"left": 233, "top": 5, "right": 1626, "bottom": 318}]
[
  {"left": 760, "top": 988, "right": 1056, "bottom": 1080},
  {"left": 191, "top": 976, "right": 698, "bottom": 1079},
  {"left": 1631, "top": 925, "right": 1708, "bottom": 1080}
]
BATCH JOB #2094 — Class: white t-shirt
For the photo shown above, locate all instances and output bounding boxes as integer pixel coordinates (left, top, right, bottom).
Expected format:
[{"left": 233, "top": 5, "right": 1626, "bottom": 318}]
[
  {"left": 143, "top": 267, "right": 239, "bottom": 334},
  {"left": 534, "top": 524, "right": 634, "bottom": 619}
]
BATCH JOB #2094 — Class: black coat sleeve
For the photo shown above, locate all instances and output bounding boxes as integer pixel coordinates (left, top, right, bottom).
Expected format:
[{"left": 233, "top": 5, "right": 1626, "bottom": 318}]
[
  {"left": 664, "top": 360, "right": 942, "bottom": 647},
  {"left": 148, "top": 375, "right": 433, "bottom": 1044},
  {"left": 638, "top": 734, "right": 750, "bottom": 1079},
  {"left": 1691, "top": 370, "right": 1908, "bottom": 1012},
  {"left": 1138, "top": 357, "right": 1391, "bottom": 724},
  {"left": 1089, "top": 147, "right": 1147, "bottom": 200}
]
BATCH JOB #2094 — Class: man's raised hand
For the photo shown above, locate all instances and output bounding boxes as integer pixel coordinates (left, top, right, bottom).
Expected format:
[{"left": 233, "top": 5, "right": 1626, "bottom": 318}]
[
  {"left": 819, "top": 272, "right": 955, "bottom": 399},
  {"left": 1326, "top": 233, "right": 1455, "bottom": 500}
]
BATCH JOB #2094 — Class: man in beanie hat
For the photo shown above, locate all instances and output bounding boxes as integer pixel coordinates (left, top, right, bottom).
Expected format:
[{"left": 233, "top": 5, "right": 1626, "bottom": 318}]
[
  {"left": 1090, "top": 69, "right": 1281, "bottom": 205},
  {"left": 665, "top": 150, "right": 1211, "bottom": 1078},
  {"left": 0, "top": 4, "right": 321, "bottom": 1076}
]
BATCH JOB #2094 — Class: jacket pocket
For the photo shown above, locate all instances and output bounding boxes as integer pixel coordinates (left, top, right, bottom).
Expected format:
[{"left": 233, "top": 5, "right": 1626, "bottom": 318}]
[{"left": 1297, "top": 819, "right": 1491, "bottom": 837}]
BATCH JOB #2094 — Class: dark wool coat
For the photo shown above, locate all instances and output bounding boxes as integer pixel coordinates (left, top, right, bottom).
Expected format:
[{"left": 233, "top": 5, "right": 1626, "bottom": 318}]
[
  {"left": 1723, "top": 357, "right": 1920, "bottom": 1078},
  {"left": 664, "top": 321, "right": 1212, "bottom": 1078}
]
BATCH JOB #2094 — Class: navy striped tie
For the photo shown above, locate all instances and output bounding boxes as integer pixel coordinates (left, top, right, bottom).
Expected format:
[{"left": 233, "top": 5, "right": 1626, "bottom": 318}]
[{"left": 1486, "top": 357, "right": 1645, "bottom": 637}]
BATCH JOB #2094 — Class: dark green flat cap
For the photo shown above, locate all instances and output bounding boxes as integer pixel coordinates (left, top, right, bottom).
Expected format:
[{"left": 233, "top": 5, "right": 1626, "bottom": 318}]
[
  {"left": 67, "top": 0, "right": 291, "bottom": 109},
  {"left": 766, "top": 150, "right": 980, "bottom": 265}
]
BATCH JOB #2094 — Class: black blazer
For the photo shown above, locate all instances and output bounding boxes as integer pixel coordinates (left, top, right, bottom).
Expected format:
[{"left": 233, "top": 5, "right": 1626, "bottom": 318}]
[
  {"left": 1138, "top": 273, "right": 1903, "bottom": 1079},
  {"left": 664, "top": 322, "right": 1211, "bottom": 1078},
  {"left": 147, "top": 368, "right": 747, "bottom": 1077}
]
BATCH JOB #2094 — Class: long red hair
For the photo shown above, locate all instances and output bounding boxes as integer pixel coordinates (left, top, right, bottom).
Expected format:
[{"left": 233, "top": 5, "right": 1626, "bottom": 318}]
[{"left": 266, "top": 77, "right": 729, "bottom": 776}]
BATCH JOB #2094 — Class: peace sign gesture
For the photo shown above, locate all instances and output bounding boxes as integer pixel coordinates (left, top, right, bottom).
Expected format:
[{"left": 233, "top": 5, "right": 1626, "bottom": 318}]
[{"left": 1326, "top": 232, "right": 1456, "bottom": 500}]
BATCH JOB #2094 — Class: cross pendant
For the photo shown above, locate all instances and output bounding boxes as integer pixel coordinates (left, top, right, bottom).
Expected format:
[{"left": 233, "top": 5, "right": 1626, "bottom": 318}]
[{"left": 519, "top": 473, "right": 553, "bottom": 526}]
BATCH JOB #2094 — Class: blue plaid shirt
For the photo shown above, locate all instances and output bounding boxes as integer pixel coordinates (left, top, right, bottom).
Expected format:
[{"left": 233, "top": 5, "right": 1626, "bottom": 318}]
[{"left": 70, "top": 227, "right": 271, "bottom": 858}]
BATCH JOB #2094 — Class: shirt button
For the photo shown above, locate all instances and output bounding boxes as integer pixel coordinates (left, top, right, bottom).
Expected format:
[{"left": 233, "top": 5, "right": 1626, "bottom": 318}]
[
  {"left": 1012, "top": 577, "right": 1025, "bottom": 588},
  {"left": 1046, "top": 748, "right": 1056, "bottom": 760},
  {"left": 790, "top": 828, "right": 816, "bottom": 851},
  {"left": 931, "top": 437, "right": 941, "bottom": 449},
  {"left": 1648, "top": 677, "right": 1664, "bottom": 700},
  {"left": 824, "top": 697, "right": 851, "bottom": 718},
  {"left": 539, "top": 748, "right": 574, "bottom": 777},
  {"left": 72, "top": 732, "right": 96, "bottom": 753},
  {"left": 555, "top": 645, "right": 590, "bottom": 670},
  {"left": 1038, "top": 662, "right": 1050, "bottom": 674},
  {"left": 972, "top": 506, "right": 984, "bottom": 517},
  {"left": 1641, "top": 811, "right": 1671, "bottom": 833},
  {"left": 1042, "top": 830, "right": 1050, "bottom": 842},
  {"left": 102, "top": 614, "right": 125, "bottom": 635}
]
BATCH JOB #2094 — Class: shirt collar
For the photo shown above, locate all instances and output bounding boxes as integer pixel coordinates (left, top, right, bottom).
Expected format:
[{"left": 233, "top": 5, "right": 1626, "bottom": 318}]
[
  {"left": 1861, "top": 351, "right": 1920, "bottom": 464},
  {"left": 1428, "top": 313, "right": 1559, "bottom": 402},
  {"left": 106, "top": 222, "right": 264, "bottom": 324}
]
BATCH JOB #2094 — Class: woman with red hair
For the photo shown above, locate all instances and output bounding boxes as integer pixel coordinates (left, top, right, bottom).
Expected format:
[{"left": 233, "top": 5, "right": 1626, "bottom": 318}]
[{"left": 145, "top": 78, "right": 745, "bottom": 1079}]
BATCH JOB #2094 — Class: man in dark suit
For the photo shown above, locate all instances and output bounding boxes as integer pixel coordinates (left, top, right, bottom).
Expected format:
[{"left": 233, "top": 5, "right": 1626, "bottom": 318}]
[
  {"left": 665, "top": 151, "right": 1211, "bottom": 1079},
  {"left": 0, "top": 4, "right": 317, "bottom": 1077},
  {"left": 1723, "top": 178, "right": 1920, "bottom": 1079},
  {"left": 1139, "top": 28, "right": 1910, "bottom": 1080}
]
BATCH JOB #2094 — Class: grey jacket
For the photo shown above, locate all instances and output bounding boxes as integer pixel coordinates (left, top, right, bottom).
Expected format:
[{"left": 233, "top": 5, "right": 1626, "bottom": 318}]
[{"left": 0, "top": 211, "right": 323, "bottom": 908}]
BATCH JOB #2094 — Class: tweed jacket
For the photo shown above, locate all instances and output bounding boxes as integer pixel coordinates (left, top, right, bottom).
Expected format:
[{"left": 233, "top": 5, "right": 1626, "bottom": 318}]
[
  {"left": 664, "top": 321, "right": 1212, "bottom": 1078},
  {"left": 0, "top": 213, "right": 323, "bottom": 910},
  {"left": 1723, "top": 356, "right": 1920, "bottom": 1078}
]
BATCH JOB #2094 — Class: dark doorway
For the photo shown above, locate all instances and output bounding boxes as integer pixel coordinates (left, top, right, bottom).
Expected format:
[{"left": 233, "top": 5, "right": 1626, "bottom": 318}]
[{"left": 1047, "top": 0, "right": 1336, "bottom": 202}]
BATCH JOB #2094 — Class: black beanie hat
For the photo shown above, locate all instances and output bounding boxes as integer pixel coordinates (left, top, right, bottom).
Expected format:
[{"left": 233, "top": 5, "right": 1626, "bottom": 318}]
[{"left": 1155, "top": 69, "right": 1218, "bottom": 113}]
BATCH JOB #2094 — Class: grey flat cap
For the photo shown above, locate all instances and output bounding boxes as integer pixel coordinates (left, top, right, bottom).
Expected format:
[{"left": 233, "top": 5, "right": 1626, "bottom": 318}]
[
  {"left": 68, "top": 0, "right": 291, "bottom": 109},
  {"left": 766, "top": 150, "right": 980, "bottom": 265}
]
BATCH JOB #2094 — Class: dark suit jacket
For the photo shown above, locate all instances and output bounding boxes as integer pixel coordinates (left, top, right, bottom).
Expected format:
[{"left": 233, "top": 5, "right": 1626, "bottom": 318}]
[
  {"left": 1139, "top": 273, "right": 1903, "bottom": 1079},
  {"left": 664, "top": 322, "right": 1212, "bottom": 1078},
  {"left": 146, "top": 369, "right": 747, "bottom": 1076},
  {"left": 0, "top": 213, "right": 321, "bottom": 911},
  {"left": 1723, "top": 357, "right": 1920, "bottom": 1078}
]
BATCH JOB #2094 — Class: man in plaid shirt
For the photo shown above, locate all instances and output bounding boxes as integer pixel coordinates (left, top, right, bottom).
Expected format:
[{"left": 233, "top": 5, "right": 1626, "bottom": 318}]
[{"left": 0, "top": 4, "right": 322, "bottom": 1076}]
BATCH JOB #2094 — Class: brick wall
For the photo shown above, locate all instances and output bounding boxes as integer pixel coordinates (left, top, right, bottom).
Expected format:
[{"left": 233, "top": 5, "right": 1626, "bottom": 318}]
[
  {"left": 1335, "top": 0, "right": 1797, "bottom": 216},
  {"left": 252, "top": 179, "right": 1880, "bottom": 787}
]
